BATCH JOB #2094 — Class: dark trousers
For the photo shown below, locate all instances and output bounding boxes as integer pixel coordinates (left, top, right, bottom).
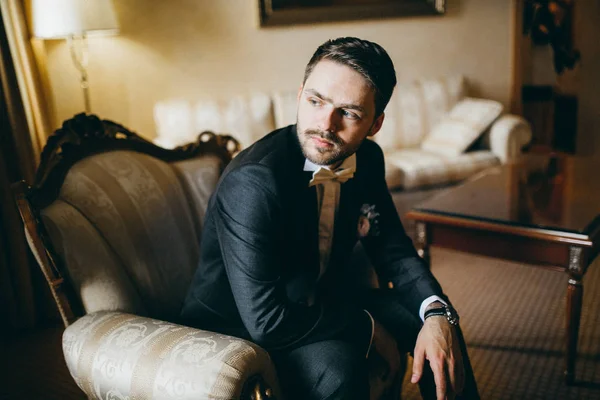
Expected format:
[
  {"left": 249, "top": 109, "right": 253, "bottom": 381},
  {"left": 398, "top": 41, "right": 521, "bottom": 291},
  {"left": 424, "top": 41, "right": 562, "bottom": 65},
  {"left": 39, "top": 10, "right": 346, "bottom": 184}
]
[{"left": 272, "top": 289, "right": 480, "bottom": 400}]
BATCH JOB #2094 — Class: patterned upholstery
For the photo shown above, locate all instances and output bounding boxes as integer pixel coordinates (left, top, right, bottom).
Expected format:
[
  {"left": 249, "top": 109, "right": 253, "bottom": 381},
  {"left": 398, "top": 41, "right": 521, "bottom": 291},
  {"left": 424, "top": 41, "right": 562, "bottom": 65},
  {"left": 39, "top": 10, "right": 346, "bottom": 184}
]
[
  {"left": 172, "top": 154, "right": 225, "bottom": 237},
  {"left": 272, "top": 90, "right": 298, "bottom": 129},
  {"left": 62, "top": 311, "right": 280, "bottom": 400},
  {"left": 154, "top": 93, "right": 276, "bottom": 149},
  {"left": 374, "top": 75, "right": 466, "bottom": 151},
  {"left": 420, "top": 97, "right": 504, "bottom": 157},
  {"left": 41, "top": 150, "right": 222, "bottom": 321},
  {"left": 371, "top": 77, "right": 532, "bottom": 190},
  {"left": 384, "top": 149, "right": 500, "bottom": 190},
  {"left": 39, "top": 148, "right": 288, "bottom": 399},
  {"left": 42, "top": 199, "right": 148, "bottom": 315},
  {"left": 487, "top": 115, "right": 533, "bottom": 164}
]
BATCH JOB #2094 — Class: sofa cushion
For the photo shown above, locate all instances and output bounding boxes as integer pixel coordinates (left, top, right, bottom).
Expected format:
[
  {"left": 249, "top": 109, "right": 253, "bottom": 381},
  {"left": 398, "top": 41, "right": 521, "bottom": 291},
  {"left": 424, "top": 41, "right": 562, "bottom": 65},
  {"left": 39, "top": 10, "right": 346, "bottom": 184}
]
[
  {"left": 384, "top": 149, "right": 499, "bottom": 190},
  {"left": 221, "top": 94, "right": 275, "bottom": 148},
  {"left": 153, "top": 100, "right": 197, "bottom": 149},
  {"left": 272, "top": 90, "right": 298, "bottom": 129},
  {"left": 420, "top": 97, "right": 503, "bottom": 157},
  {"left": 374, "top": 75, "right": 466, "bottom": 151},
  {"left": 154, "top": 93, "right": 275, "bottom": 149}
]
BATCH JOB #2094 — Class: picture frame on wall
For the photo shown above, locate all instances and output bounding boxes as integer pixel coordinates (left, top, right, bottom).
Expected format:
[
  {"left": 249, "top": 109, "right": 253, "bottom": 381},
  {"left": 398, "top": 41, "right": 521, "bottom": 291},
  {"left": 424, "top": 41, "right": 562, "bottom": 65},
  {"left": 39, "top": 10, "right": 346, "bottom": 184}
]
[{"left": 258, "top": 0, "right": 446, "bottom": 27}]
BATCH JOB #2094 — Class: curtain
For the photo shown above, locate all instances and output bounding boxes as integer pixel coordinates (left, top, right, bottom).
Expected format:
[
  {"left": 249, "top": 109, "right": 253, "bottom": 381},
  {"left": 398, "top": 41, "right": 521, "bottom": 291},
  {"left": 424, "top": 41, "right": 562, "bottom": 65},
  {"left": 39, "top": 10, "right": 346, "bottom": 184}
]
[
  {"left": 0, "top": 0, "right": 53, "bottom": 163},
  {"left": 0, "top": 0, "right": 54, "bottom": 336}
]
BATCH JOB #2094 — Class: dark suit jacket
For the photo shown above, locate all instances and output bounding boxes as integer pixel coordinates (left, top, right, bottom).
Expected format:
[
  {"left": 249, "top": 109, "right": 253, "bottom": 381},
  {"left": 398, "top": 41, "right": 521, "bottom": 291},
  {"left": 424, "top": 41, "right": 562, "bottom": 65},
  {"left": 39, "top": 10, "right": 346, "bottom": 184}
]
[{"left": 181, "top": 124, "right": 443, "bottom": 352}]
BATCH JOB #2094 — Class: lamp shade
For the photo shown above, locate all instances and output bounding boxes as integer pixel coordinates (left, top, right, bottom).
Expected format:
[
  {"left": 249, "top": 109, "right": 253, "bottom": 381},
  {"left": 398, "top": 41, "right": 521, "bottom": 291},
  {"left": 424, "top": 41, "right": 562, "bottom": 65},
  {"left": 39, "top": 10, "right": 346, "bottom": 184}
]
[{"left": 32, "top": 0, "right": 118, "bottom": 39}]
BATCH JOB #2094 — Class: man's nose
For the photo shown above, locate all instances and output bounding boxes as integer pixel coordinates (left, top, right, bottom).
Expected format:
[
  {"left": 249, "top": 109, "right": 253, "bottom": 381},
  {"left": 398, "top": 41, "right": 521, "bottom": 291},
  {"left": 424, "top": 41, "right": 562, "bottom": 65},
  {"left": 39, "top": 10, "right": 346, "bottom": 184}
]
[{"left": 318, "top": 107, "right": 339, "bottom": 132}]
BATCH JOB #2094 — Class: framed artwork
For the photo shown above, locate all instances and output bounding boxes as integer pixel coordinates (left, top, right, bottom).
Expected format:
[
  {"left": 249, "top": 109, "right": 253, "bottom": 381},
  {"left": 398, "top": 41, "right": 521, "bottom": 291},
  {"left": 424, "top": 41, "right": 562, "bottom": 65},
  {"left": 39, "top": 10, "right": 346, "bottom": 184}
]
[{"left": 258, "top": 0, "right": 446, "bottom": 27}]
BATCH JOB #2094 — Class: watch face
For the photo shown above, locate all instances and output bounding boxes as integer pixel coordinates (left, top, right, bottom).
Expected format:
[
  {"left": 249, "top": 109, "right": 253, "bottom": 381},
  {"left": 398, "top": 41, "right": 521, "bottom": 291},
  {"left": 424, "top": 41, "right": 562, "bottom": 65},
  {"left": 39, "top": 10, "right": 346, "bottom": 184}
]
[{"left": 445, "top": 306, "right": 459, "bottom": 326}]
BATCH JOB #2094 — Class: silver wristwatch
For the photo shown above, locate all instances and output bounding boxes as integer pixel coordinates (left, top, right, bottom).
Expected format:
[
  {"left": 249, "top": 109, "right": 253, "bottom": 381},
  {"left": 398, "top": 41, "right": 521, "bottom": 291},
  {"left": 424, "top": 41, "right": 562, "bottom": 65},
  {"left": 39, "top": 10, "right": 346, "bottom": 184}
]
[{"left": 424, "top": 304, "right": 460, "bottom": 326}]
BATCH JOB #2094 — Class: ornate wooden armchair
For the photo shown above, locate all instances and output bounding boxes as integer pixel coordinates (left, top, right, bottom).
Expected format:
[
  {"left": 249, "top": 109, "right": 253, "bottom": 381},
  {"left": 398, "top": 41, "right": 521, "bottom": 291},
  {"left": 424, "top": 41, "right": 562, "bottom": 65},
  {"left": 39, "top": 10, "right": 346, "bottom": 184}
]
[
  {"left": 13, "top": 114, "right": 280, "bottom": 399},
  {"left": 14, "top": 114, "right": 402, "bottom": 399}
]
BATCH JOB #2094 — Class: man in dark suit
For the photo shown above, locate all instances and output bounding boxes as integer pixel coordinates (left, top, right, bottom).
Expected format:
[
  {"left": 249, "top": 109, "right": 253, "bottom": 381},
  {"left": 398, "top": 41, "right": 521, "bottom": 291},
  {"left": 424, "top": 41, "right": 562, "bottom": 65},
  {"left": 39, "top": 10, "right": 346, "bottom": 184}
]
[{"left": 182, "top": 37, "right": 479, "bottom": 400}]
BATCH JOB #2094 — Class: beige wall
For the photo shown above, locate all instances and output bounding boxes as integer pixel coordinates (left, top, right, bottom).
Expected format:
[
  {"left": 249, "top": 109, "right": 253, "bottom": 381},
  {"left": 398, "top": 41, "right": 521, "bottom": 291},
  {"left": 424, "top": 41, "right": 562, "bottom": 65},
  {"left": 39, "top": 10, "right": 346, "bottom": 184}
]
[{"left": 41, "top": 0, "right": 513, "bottom": 140}]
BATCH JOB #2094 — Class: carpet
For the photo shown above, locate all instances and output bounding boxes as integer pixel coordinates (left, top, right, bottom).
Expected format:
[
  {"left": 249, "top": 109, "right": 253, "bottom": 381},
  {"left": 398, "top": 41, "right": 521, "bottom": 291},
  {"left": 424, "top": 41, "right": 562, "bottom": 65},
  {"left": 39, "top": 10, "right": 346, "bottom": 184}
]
[{"left": 400, "top": 247, "right": 600, "bottom": 400}]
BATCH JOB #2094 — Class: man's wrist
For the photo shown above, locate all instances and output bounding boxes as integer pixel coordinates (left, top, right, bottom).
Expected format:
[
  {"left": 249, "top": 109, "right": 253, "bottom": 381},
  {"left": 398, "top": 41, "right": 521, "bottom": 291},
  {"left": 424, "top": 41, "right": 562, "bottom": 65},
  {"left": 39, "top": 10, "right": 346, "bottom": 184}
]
[
  {"left": 419, "top": 295, "right": 447, "bottom": 321},
  {"left": 425, "top": 301, "right": 445, "bottom": 313}
]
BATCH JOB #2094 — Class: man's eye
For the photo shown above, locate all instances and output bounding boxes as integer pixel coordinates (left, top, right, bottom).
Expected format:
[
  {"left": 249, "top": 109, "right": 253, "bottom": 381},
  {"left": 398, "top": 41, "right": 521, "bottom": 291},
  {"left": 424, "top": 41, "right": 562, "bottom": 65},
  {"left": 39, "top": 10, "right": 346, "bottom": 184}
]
[
  {"left": 342, "top": 109, "right": 359, "bottom": 119},
  {"left": 308, "top": 98, "right": 321, "bottom": 106}
]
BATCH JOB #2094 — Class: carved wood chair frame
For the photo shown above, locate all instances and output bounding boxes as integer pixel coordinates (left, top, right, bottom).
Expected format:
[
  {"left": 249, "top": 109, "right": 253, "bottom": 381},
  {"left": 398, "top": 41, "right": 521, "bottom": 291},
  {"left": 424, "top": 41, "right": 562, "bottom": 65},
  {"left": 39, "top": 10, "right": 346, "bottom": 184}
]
[{"left": 12, "top": 113, "right": 275, "bottom": 399}]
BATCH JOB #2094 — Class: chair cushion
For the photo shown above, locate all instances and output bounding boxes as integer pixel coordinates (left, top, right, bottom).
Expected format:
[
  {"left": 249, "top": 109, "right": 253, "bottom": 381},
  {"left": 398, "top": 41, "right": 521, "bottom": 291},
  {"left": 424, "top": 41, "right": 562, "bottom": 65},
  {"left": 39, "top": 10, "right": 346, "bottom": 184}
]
[
  {"left": 384, "top": 149, "right": 500, "bottom": 190},
  {"left": 41, "top": 151, "right": 214, "bottom": 321},
  {"left": 172, "top": 154, "right": 225, "bottom": 236},
  {"left": 42, "top": 199, "right": 148, "bottom": 315},
  {"left": 220, "top": 94, "right": 275, "bottom": 148},
  {"left": 420, "top": 97, "right": 503, "bottom": 157}
]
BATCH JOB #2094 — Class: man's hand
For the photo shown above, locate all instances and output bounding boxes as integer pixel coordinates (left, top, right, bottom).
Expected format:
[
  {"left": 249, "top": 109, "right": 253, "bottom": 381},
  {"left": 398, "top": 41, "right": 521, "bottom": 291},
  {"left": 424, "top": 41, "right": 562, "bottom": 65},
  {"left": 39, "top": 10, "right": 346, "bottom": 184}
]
[{"left": 411, "top": 314, "right": 465, "bottom": 400}]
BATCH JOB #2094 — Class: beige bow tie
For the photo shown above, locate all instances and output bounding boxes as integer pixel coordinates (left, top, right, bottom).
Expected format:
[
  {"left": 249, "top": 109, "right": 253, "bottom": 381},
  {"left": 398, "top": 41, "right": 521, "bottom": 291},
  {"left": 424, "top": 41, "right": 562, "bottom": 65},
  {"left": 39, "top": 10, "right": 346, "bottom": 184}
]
[{"left": 308, "top": 167, "right": 355, "bottom": 187}]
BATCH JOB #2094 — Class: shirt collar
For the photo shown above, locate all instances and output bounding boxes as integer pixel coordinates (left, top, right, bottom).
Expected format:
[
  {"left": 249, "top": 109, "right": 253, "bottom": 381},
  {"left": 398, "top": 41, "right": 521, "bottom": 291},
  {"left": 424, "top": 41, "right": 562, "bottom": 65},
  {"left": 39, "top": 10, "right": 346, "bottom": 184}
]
[{"left": 303, "top": 153, "right": 357, "bottom": 173}]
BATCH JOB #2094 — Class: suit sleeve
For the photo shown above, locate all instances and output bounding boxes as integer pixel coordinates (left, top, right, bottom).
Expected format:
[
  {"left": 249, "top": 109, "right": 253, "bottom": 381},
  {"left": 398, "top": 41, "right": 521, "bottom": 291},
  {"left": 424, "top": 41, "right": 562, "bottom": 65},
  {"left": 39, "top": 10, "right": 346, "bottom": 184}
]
[
  {"left": 360, "top": 144, "right": 445, "bottom": 318},
  {"left": 214, "top": 163, "right": 371, "bottom": 352}
]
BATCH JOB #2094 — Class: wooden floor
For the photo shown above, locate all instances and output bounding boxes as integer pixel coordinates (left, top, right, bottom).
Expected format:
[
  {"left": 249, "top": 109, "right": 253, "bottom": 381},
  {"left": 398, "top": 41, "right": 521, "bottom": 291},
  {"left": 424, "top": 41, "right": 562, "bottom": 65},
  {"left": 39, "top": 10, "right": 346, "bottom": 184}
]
[{"left": 0, "top": 325, "right": 86, "bottom": 399}]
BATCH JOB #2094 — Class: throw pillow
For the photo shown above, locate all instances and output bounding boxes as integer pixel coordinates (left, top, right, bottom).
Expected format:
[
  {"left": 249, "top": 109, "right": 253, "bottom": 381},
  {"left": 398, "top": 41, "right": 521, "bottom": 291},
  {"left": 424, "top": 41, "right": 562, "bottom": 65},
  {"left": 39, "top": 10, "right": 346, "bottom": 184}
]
[
  {"left": 375, "top": 75, "right": 466, "bottom": 151},
  {"left": 420, "top": 97, "right": 503, "bottom": 157}
]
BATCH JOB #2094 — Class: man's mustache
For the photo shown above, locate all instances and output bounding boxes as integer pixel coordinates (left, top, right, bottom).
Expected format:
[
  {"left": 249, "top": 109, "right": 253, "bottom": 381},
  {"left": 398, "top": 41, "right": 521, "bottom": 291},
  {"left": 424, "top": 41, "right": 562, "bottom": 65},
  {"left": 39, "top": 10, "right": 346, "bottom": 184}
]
[{"left": 303, "top": 129, "right": 343, "bottom": 146}]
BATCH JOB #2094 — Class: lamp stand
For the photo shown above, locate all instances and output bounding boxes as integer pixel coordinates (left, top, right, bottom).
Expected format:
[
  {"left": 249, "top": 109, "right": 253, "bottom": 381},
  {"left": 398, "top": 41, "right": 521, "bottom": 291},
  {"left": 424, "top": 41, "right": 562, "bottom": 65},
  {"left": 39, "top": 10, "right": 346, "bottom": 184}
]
[{"left": 67, "top": 35, "right": 91, "bottom": 113}]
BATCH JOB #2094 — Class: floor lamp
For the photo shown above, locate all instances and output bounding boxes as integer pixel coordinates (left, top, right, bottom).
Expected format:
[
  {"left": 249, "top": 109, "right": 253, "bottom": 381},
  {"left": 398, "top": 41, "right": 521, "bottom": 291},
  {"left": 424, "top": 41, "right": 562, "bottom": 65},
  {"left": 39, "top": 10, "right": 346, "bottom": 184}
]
[{"left": 31, "top": 0, "right": 119, "bottom": 113}]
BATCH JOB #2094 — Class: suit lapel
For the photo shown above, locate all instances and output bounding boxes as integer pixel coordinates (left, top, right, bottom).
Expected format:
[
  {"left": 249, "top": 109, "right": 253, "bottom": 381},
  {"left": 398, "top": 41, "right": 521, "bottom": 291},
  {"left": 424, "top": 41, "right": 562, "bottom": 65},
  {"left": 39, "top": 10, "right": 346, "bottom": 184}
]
[
  {"left": 287, "top": 128, "right": 321, "bottom": 281},
  {"left": 302, "top": 181, "right": 320, "bottom": 280},
  {"left": 329, "top": 177, "right": 361, "bottom": 269}
]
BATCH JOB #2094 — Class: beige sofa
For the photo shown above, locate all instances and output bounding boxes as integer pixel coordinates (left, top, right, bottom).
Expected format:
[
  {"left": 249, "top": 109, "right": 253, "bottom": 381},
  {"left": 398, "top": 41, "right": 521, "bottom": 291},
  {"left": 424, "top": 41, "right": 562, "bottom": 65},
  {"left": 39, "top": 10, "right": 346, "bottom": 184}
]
[
  {"left": 153, "top": 76, "right": 532, "bottom": 191},
  {"left": 14, "top": 114, "right": 400, "bottom": 400}
]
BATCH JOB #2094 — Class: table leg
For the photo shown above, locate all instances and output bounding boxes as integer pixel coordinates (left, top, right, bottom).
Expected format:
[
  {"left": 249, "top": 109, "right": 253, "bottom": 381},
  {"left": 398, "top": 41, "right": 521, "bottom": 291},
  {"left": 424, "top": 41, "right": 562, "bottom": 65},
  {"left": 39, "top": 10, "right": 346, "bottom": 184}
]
[
  {"left": 415, "top": 221, "right": 430, "bottom": 268},
  {"left": 565, "top": 246, "right": 584, "bottom": 385}
]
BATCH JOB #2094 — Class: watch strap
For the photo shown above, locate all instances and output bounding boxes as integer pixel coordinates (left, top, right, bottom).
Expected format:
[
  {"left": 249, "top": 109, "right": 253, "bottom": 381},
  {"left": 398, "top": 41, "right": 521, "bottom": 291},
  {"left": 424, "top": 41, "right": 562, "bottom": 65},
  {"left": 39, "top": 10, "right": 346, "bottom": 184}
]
[
  {"left": 424, "top": 307, "right": 447, "bottom": 320},
  {"left": 424, "top": 305, "right": 460, "bottom": 326}
]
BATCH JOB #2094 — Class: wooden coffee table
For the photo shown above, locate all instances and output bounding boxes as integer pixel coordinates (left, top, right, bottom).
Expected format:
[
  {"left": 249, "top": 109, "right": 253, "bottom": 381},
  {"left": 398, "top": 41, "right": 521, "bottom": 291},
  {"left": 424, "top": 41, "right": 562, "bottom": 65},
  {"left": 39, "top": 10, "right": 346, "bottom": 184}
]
[{"left": 405, "top": 155, "right": 600, "bottom": 385}]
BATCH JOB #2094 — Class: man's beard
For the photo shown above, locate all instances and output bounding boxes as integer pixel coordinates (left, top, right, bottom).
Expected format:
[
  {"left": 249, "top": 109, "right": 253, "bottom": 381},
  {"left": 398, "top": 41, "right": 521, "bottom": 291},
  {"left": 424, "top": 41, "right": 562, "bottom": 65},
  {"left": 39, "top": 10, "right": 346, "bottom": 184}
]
[{"left": 298, "top": 127, "right": 361, "bottom": 167}]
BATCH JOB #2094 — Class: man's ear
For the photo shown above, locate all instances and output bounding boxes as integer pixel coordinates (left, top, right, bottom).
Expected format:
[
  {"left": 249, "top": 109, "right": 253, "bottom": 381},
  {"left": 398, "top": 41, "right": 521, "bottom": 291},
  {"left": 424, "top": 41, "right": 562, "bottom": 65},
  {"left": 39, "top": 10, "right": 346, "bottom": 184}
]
[{"left": 367, "top": 112, "right": 385, "bottom": 137}]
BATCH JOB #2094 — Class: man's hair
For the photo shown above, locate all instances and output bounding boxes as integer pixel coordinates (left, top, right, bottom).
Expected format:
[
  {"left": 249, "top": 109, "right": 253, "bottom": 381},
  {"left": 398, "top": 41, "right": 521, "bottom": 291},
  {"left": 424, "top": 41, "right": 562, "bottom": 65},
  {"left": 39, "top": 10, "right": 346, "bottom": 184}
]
[{"left": 303, "top": 37, "right": 397, "bottom": 117}]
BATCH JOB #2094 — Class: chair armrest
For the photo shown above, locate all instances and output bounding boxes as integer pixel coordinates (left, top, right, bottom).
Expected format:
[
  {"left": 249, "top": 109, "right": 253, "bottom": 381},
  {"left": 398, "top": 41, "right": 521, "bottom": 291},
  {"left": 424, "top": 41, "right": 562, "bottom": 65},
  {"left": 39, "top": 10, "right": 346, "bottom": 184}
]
[
  {"left": 488, "top": 114, "right": 533, "bottom": 163},
  {"left": 62, "top": 311, "right": 280, "bottom": 400}
]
